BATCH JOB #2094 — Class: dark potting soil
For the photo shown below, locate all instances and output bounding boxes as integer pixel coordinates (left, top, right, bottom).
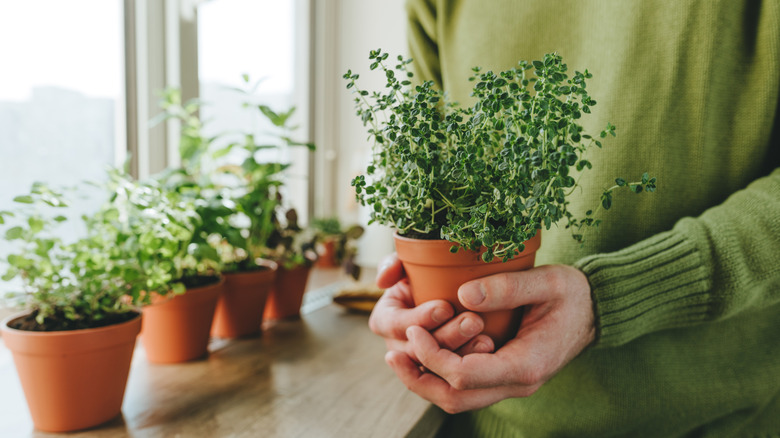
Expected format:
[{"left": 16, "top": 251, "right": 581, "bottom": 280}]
[
  {"left": 399, "top": 230, "right": 441, "bottom": 240},
  {"left": 179, "top": 274, "right": 221, "bottom": 289},
  {"left": 7, "top": 310, "right": 139, "bottom": 332},
  {"left": 226, "top": 260, "right": 272, "bottom": 274}
]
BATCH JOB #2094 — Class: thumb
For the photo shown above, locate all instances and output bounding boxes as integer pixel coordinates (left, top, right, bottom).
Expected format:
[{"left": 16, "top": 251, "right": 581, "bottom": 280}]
[
  {"left": 457, "top": 266, "right": 569, "bottom": 311},
  {"left": 376, "top": 252, "right": 405, "bottom": 288}
]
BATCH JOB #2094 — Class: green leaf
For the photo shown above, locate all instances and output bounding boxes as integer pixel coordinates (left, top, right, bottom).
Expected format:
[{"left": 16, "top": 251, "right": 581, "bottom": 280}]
[
  {"left": 615, "top": 178, "right": 626, "bottom": 187},
  {"left": 5, "top": 226, "right": 24, "bottom": 240},
  {"left": 258, "top": 105, "right": 283, "bottom": 126},
  {"left": 601, "top": 192, "right": 613, "bottom": 210},
  {"left": 28, "top": 217, "right": 45, "bottom": 233},
  {"left": 13, "top": 195, "right": 34, "bottom": 204}
]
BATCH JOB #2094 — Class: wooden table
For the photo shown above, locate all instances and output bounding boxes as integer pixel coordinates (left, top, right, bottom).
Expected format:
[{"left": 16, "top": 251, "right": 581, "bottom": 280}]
[{"left": 0, "top": 268, "right": 445, "bottom": 438}]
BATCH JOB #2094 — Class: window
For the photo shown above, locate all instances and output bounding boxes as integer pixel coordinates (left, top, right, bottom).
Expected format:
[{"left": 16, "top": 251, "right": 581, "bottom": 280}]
[
  {"left": 196, "top": 0, "right": 311, "bottom": 220},
  {"left": 0, "top": 0, "right": 126, "bottom": 206},
  {"left": 0, "top": 0, "right": 126, "bottom": 297},
  {"left": 0, "top": 0, "right": 315, "bottom": 298}
]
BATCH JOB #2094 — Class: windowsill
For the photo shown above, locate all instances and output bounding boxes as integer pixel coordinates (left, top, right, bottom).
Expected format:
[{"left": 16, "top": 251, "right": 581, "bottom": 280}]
[{"left": 0, "top": 267, "right": 446, "bottom": 437}]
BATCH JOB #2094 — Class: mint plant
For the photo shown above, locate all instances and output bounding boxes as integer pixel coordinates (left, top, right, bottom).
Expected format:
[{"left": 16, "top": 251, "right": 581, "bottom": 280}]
[
  {"left": 346, "top": 50, "right": 655, "bottom": 262},
  {"left": 95, "top": 168, "right": 205, "bottom": 296}
]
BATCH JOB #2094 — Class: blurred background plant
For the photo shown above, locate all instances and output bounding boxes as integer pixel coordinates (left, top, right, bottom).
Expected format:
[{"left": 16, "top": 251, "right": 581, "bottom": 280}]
[
  {"left": 152, "top": 76, "right": 317, "bottom": 274},
  {"left": 310, "top": 216, "right": 364, "bottom": 279}
]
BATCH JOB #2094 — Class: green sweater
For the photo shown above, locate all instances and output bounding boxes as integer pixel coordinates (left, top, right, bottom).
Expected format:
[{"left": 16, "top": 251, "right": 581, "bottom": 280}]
[{"left": 405, "top": 1, "right": 780, "bottom": 436}]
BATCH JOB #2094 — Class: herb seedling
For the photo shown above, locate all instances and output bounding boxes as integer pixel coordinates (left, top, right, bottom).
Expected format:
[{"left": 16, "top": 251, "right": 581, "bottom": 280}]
[{"left": 346, "top": 50, "right": 655, "bottom": 262}]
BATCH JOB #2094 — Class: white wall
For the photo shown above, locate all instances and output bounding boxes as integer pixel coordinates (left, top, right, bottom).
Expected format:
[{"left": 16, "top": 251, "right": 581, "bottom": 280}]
[{"left": 313, "top": 0, "right": 408, "bottom": 267}]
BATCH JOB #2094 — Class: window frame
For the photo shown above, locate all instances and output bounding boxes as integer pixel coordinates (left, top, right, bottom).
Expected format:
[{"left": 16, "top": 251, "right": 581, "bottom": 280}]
[{"left": 125, "top": 0, "right": 317, "bottom": 221}]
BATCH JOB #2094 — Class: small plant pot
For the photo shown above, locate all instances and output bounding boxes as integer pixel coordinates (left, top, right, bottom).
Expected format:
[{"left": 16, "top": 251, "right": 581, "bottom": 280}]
[
  {"left": 0, "top": 311, "right": 142, "bottom": 433},
  {"left": 394, "top": 232, "right": 542, "bottom": 346},
  {"left": 211, "top": 262, "right": 278, "bottom": 339},
  {"left": 140, "top": 278, "right": 224, "bottom": 364},
  {"left": 263, "top": 264, "right": 313, "bottom": 320},
  {"left": 316, "top": 238, "right": 338, "bottom": 268}
]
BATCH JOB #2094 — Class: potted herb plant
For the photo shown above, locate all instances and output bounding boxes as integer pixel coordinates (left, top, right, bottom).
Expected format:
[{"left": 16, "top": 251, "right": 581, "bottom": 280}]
[
  {"left": 262, "top": 206, "right": 319, "bottom": 320},
  {"left": 100, "top": 168, "right": 224, "bottom": 364},
  {"left": 0, "top": 183, "right": 147, "bottom": 432},
  {"left": 197, "top": 77, "right": 319, "bottom": 323},
  {"left": 154, "top": 80, "right": 315, "bottom": 335},
  {"left": 346, "top": 50, "right": 656, "bottom": 344},
  {"left": 310, "top": 217, "right": 365, "bottom": 274},
  {"left": 151, "top": 87, "right": 267, "bottom": 341}
]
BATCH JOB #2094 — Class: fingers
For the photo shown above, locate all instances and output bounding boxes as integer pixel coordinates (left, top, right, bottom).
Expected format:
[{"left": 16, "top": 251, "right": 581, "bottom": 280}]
[
  {"left": 430, "top": 312, "right": 491, "bottom": 352},
  {"left": 376, "top": 253, "right": 405, "bottom": 288},
  {"left": 457, "top": 265, "right": 587, "bottom": 312},
  {"left": 385, "top": 345, "right": 518, "bottom": 414},
  {"left": 455, "top": 334, "right": 494, "bottom": 356},
  {"left": 368, "top": 281, "right": 454, "bottom": 340},
  {"left": 406, "top": 326, "right": 540, "bottom": 394}
]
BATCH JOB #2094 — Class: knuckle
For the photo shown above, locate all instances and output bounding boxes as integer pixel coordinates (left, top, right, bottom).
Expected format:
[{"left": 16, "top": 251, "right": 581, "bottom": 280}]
[
  {"left": 483, "top": 273, "right": 515, "bottom": 306},
  {"left": 539, "top": 267, "right": 564, "bottom": 292}
]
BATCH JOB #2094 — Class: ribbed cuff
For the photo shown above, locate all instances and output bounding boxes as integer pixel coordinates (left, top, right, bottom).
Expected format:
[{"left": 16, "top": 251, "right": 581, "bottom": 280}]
[{"left": 574, "top": 231, "right": 713, "bottom": 348}]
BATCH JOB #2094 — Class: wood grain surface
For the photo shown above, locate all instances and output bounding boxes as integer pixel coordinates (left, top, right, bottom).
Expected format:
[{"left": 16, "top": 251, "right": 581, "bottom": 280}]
[{"left": 0, "top": 268, "right": 445, "bottom": 438}]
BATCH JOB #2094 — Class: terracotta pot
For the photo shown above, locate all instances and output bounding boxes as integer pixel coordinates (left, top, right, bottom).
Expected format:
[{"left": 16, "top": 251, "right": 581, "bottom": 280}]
[
  {"left": 263, "top": 264, "right": 312, "bottom": 320},
  {"left": 316, "top": 238, "right": 338, "bottom": 268},
  {"left": 211, "top": 262, "right": 277, "bottom": 339},
  {"left": 0, "top": 312, "right": 141, "bottom": 432},
  {"left": 394, "top": 232, "right": 542, "bottom": 346},
  {"left": 140, "top": 278, "right": 224, "bottom": 363}
]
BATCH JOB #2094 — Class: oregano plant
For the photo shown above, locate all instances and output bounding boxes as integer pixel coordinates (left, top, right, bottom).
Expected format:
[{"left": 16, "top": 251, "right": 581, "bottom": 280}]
[{"left": 346, "top": 50, "right": 656, "bottom": 262}]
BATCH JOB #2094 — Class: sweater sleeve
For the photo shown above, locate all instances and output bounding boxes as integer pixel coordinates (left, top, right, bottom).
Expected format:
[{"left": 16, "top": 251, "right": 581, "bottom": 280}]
[
  {"left": 575, "top": 167, "right": 780, "bottom": 348},
  {"left": 405, "top": 0, "right": 443, "bottom": 87}
]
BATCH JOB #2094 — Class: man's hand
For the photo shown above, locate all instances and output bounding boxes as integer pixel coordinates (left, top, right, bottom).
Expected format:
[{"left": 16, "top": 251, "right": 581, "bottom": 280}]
[
  {"left": 384, "top": 264, "right": 596, "bottom": 414},
  {"left": 369, "top": 254, "right": 495, "bottom": 360}
]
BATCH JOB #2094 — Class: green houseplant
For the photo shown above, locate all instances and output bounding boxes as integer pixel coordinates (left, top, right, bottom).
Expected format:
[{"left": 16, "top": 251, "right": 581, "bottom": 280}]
[
  {"left": 346, "top": 50, "right": 656, "bottom": 343},
  {"left": 203, "top": 76, "right": 320, "bottom": 322},
  {"left": 262, "top": 206, "right": 320, "bottom": 320},
  {"left": 0, "top": 180, "right": 187, "bottom": 431},
  {"left": 94, "top": 168, "right": 225, "bottom": 363},
  {"left": 310, "top": 216, "right": 364, "bottom": 278},
  {"left": 153, "top": 80, "right": 316, "bottom": 332}
]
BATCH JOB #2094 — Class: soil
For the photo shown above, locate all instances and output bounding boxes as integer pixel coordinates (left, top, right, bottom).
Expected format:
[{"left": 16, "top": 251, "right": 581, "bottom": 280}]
[
  {"left": 398, "top": 230, "right": 441, "bottom": 240},
  {"left": 226, "top": 260, "right": 272, "bottom": 274},
  {"left": 180, "top": 274, "right": 222, "bottom": 289},
  {"left": 7, "top": 310, "right": 139, "bottom": 332}
]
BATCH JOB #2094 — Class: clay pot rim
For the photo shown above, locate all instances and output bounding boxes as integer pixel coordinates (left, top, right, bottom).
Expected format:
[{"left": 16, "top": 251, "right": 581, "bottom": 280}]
[
  {"left": 1, "top": 311, "right": 142, "bottom": 356},
  {"left": 144, "top": 276, "right": 226, "bottom": 307},
  {"left": 394, "top": 230, "right": 542, "bottom": 266},
  {"left": 223, "top": 258, "right": 279, "bottom": 277},
  {"left": 1, "top": 309, "right": 142, "bottom": 337}
]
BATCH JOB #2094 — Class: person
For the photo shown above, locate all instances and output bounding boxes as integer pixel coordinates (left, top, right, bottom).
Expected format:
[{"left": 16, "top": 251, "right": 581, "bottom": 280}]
[{"left": 367, "top": 1, "right": 780, "bottom": 436}]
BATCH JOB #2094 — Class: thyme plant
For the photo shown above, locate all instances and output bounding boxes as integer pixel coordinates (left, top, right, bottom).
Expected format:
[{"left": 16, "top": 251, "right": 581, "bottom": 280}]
[{"left": 346, "top": 50, "right": 655, "bottom": 262}]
